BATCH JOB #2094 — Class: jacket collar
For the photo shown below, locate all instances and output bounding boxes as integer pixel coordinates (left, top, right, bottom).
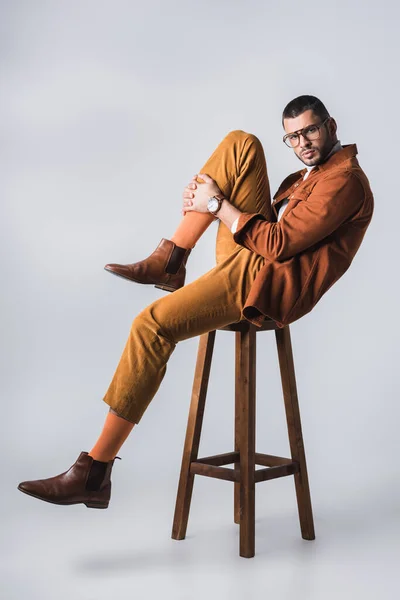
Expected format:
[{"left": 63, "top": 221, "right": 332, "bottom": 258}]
[{"left": 299, "top": 143, "right": 358, "bottom": 178}]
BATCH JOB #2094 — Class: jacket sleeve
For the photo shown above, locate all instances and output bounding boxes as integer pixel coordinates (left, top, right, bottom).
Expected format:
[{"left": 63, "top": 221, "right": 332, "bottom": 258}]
[{"left": 232, "top": 171, "right": 365, "bottom": 261}]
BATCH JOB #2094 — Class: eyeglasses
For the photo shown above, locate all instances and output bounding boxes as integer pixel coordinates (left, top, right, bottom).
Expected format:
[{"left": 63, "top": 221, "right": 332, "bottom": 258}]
[{"left": 283, "top": 118, "right": 330, "bottom": 148}]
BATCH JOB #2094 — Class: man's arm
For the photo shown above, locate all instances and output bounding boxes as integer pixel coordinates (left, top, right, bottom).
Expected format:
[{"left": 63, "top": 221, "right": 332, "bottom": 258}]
[
  {"left": 216, "top": 199, "right": 242, "bottom": 232},
  {"left": 229, "top": 171, "right": 365, "bottom": 262}
]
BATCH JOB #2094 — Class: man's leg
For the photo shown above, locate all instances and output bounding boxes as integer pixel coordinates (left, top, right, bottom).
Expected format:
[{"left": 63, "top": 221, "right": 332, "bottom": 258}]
[
  {"left": 171, "top": 129, "right": 272, "bottom": 256},
  {"left": 104, "top": 129, "right": 272, "bottom": 287},
  {"left": 89, "top": 409, "right": 135, "bottom": 462},
  {"left": 17, "top": 245, "right": 265, "bottom": 509}
]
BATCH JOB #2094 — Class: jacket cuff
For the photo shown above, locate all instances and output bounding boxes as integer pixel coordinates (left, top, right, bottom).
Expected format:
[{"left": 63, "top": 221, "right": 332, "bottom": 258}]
[{"left": 232, "top": 212, "right": 267, "bottom": 245}]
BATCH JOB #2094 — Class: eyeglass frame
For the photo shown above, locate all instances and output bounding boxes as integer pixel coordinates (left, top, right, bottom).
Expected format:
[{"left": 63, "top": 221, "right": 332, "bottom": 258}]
[{"left": 282, "top": 117, "right": 331, "bottom": 148}]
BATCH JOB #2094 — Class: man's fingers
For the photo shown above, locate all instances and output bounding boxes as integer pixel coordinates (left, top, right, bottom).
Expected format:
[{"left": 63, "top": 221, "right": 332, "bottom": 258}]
[
  {"left": 196, "top": 172, "right": 213, "bottom": 183},
  {"left": 182, "top": 184, "right": 196, "bottom": 199}
]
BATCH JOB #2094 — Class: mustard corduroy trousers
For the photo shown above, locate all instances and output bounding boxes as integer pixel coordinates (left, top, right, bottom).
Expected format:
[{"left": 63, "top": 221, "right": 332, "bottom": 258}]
[{"left": 102, "top": 129, "right": 272, "bottom": 424}]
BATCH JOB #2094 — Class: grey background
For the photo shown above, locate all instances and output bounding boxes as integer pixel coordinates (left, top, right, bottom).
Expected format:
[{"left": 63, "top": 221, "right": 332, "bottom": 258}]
[{"left": 1, "top": 1, "right": 398, "bottom": 599}]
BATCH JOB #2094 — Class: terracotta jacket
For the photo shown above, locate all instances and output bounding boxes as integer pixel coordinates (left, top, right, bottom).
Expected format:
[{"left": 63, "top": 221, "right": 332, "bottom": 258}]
[{"left": 232, "top": 143, "right": 374, "bottom": 328}]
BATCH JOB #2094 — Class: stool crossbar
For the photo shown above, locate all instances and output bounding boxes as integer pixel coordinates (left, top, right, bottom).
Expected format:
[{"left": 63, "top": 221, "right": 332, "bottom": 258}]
[{"left": 171, "top": 318, "right": 315, "bottom": 558}]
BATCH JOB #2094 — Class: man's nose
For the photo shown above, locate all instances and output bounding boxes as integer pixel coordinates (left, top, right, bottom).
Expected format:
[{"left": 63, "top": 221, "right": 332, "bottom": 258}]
[{"left": 299, "top": 133, "right": 311, "bottom": 147}]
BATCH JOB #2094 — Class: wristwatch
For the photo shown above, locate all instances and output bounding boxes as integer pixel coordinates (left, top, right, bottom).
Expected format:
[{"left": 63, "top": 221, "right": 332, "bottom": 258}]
[{"left": 207, "top": 194, "right": 226, "bottom": 217}]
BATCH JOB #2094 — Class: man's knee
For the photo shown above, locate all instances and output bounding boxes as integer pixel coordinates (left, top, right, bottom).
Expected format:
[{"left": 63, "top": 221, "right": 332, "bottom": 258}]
[
  {"left": 131, "top": 299, "right": 175, "bottom": 345},
  {"left": 132, "top": 301, "right": 158, "bottom": 335},
  {"left": 225, "top": 129, "right": 261, "bottom": 147}
]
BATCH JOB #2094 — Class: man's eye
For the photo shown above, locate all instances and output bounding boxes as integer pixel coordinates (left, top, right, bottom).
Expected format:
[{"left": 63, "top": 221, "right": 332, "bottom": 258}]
[
  {"left": 305, "top": 126, "right": 318, "bottom": 134},
  {"left": 288, "top": 134, "right": 298, "bottom": 140}
]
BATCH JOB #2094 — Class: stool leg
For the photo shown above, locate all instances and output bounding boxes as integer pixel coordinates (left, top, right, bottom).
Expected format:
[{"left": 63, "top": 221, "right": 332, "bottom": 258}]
[
  {"left": 233, "top": 330, "right": 241, "bottom": 525},
  {"left": 275, "top": 326, "right": 315, "bottom": 541},
  {"left": 236, "top": 325, "right": 256, "bottom": 558},
  {"left": 171, "top": 330, "right": 216, "bottom": 541}
]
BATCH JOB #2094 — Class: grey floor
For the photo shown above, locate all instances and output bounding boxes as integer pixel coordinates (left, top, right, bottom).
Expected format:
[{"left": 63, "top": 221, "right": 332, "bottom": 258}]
[{"left": 3, "top": 474, "right": 398, "bottom": 600}]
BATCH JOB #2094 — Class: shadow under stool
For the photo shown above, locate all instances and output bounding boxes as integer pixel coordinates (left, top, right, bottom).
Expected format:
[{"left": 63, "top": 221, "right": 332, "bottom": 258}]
[{"left": 171, "top": 317, "right": 315, "bottom": 558}]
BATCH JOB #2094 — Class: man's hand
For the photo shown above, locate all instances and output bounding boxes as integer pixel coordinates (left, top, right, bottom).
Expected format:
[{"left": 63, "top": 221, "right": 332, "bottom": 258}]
[{"left": 182, "top": 173, "right": 223, "bottom": 215}]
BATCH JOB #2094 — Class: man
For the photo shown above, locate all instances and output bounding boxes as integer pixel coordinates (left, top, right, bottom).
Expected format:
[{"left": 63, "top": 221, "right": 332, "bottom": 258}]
[{"left": 17, "top": 95, "right": 374, "bottom": 509}]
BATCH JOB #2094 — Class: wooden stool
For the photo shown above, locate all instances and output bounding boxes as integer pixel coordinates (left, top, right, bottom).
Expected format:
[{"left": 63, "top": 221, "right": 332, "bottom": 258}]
[{"left": 171, "top": 318, "right": 315, "bottom": 558}]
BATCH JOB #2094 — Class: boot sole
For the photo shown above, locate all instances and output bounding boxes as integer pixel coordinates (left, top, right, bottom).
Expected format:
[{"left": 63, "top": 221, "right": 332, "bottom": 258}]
[
  {"left": 104, "top": 267, "right": 181, "bottom": 292},
  {"left": 17, "top": 485, "right": 109, "bottom": 509}
]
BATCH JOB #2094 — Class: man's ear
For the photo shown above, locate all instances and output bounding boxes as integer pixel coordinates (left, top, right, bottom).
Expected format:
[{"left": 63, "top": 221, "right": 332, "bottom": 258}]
[{"left": 328, "top": 117, "right": 337, "bottom": 136}]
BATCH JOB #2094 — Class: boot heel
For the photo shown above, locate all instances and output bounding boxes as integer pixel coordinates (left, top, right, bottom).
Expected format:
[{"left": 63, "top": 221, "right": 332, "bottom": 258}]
[
  {"left": 85, "top": 501, "right": 109, "bottom": 509},
  {"left": 154, "top": 284, "right": 176, "bottom": 292}
]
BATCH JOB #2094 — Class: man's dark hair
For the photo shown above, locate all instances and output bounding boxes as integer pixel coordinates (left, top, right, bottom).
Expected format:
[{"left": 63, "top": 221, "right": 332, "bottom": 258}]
[{"left": 282, "top": 95, "right": 330, "bottom": 127}]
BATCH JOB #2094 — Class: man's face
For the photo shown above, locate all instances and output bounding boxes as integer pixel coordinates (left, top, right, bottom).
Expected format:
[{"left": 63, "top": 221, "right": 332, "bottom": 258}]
[{"left": 283, "top": 109, "right": 337, "bottom": 167}]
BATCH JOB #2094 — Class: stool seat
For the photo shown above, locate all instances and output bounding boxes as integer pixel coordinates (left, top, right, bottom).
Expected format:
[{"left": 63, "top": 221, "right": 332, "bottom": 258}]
[
  {"left": 171, "top": 318, "right": 315, "bottom": 558},
  {"left": 219, "top": 316, "right": 277, "bottom": 332}
]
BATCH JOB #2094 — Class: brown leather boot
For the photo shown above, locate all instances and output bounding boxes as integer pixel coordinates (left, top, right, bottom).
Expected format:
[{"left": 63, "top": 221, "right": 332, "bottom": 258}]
[
  {"left": 17, "top": 451, "right": 121, "bottom": 509},
  {"left": 104, "top": 238, "right": 192, "bottom": 292}
]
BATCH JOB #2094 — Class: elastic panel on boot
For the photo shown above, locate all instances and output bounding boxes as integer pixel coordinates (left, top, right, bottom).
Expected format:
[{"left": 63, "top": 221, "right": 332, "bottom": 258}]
[
  {"left": 86, "top": 460, "right": 109, "bottom": 491},
  {"left": 166, "top": 246, "right": 190, "bottom": 275}
]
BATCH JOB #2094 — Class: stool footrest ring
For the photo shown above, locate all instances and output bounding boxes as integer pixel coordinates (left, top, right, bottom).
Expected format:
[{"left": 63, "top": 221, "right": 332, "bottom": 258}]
[{"left": 190, "top": 451, "right": 300, "bottom": 483}]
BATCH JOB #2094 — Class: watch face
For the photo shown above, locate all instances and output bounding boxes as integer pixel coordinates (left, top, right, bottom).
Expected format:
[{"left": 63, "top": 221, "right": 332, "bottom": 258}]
[{"left": 208, "top": 198, "right": 219, "bottom": 211}]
